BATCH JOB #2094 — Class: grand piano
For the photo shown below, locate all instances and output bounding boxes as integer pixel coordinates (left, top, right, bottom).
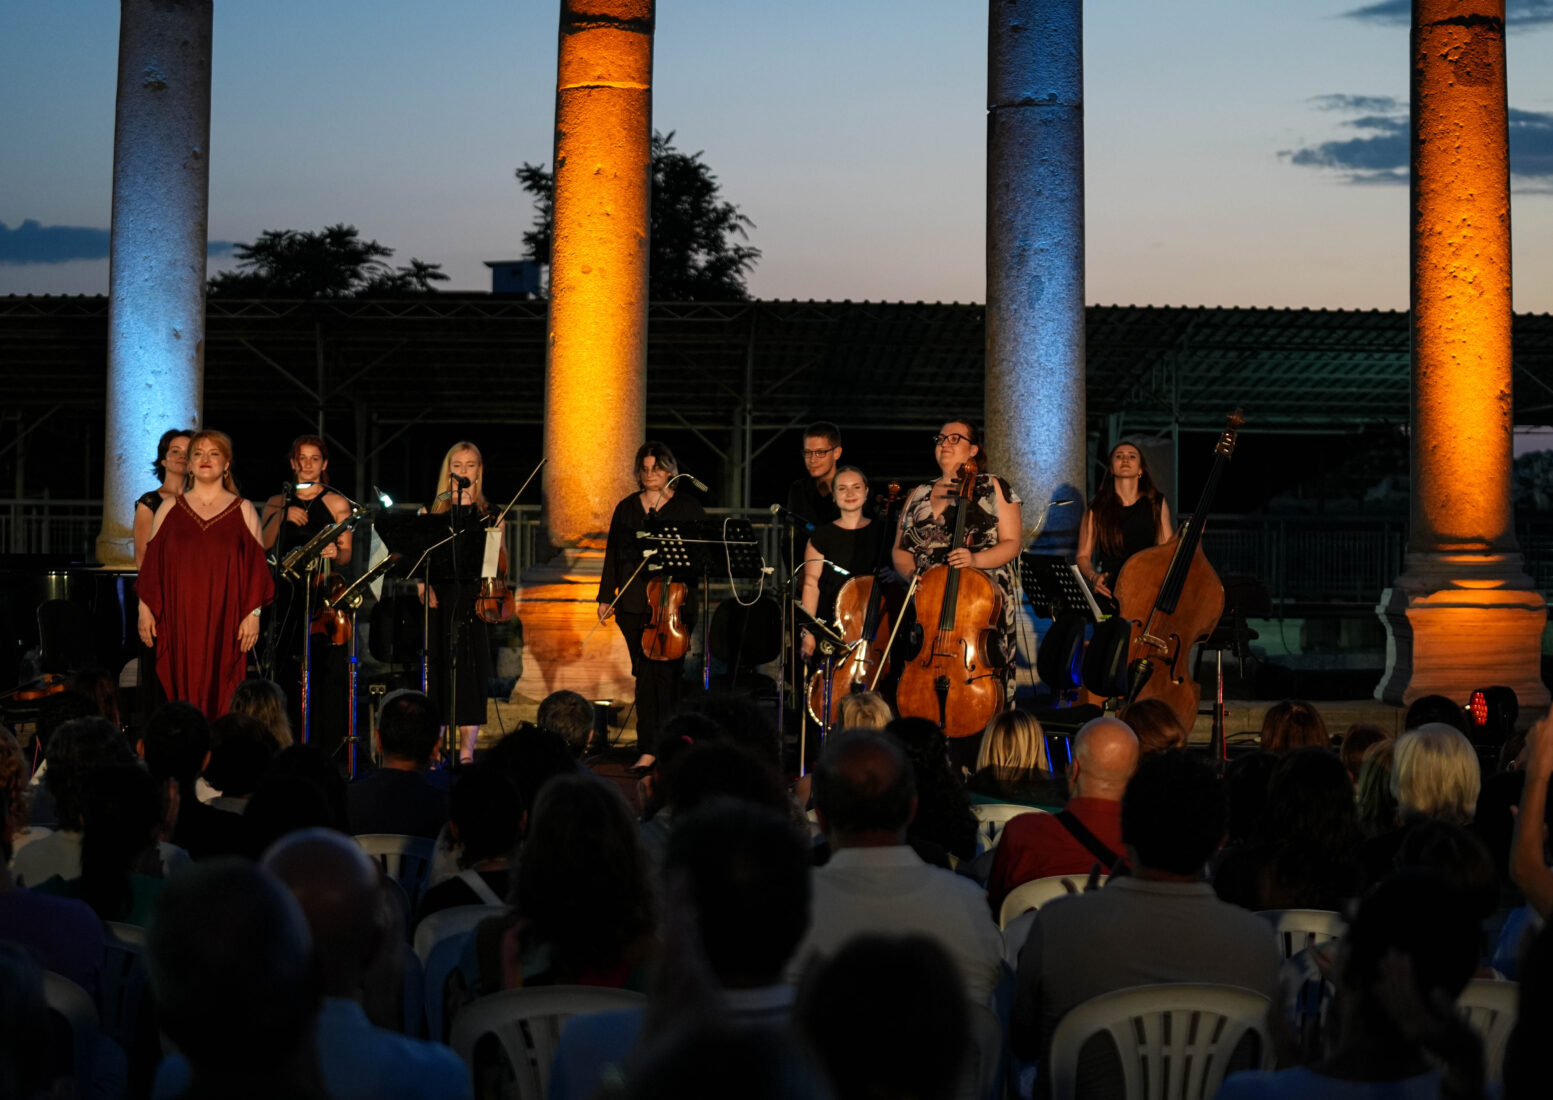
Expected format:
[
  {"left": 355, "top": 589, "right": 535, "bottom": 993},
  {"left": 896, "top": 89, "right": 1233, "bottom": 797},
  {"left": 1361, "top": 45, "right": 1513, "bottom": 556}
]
[{"left": 0, "top": 554, "right": 139, "bottom": 695}]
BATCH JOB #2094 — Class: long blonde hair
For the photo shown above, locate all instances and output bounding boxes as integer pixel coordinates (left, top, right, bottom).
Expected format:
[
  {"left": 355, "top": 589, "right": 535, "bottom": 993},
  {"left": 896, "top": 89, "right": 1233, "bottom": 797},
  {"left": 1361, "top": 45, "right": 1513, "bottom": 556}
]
[
  {"left": 975, "top": 710, "right": 1051, "bottom": 773},
  {"left": 429, "top": 441, "right": 489, "bottom": 514}
]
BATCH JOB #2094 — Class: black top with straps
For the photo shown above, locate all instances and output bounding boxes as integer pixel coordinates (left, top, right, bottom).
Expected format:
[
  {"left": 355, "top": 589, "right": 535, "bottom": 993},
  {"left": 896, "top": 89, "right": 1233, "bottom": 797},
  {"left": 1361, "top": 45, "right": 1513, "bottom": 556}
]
[{"left": 1095, "top": 497, "right": 1158, "bottom": 580}]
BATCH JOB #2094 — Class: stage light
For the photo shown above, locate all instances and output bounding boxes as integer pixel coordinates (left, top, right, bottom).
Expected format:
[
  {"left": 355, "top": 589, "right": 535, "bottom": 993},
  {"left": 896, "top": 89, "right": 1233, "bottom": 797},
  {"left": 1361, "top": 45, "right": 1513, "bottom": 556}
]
[{"left": 1466, "top": 685, "right": 1517, "bottom": 750}]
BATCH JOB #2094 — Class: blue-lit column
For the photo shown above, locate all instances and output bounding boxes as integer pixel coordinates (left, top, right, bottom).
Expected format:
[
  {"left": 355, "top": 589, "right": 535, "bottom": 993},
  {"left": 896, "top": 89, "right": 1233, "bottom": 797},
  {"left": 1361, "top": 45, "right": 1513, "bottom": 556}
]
[
  {"left": 96, "top": 0, "right": 212, "bottom": 567},
  {"left": 985, "top": 0, "right": 1085, "bottom": 554}
]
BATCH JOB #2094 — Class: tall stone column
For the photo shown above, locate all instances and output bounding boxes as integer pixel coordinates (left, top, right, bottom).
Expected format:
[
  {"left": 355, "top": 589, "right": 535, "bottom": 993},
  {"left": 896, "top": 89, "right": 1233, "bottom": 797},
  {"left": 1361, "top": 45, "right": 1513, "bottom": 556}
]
[
  {"left": 96, "top": 0, "right": 212, "bottom": 568},
  {"left": 1375, "top": 0, "right": 1548, "bottom": 707},
  {"left": 515, "top": 0, "right": 653, "bottom": 716},
  {"left": 985, "top": 0, "right": 1086, "bottom": 555}
]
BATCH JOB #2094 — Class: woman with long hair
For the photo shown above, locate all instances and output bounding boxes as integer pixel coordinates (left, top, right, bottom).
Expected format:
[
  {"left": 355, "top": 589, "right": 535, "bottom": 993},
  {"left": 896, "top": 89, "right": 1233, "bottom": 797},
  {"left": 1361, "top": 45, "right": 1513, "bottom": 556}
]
[
  {"left": 799, "top": 464, "right": 888, "bottom": 659},
  {"left": 1076, "top": 440, "right": 1173, "bottom": 611},
  {"left": 134, "top": 427, "right": 192, "bottom": 570},
  {"left": 137, "top": 431, "right": 273, "bottom": 718}
]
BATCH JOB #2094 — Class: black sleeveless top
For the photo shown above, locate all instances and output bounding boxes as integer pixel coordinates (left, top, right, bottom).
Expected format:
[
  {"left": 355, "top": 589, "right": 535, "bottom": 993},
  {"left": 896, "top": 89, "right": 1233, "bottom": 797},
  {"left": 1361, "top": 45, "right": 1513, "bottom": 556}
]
[
  {"left": 1096, "top": 498, "right": 1158, "bottom": 579},
  {"left": 136, "top": 490, "right": 165, "bottom": 514},
  {"left": 274, "top": 486, "right": 346, "bottom": 557},
  {"left": 808, "top": 521, "right": 889, "bottom": 622}
]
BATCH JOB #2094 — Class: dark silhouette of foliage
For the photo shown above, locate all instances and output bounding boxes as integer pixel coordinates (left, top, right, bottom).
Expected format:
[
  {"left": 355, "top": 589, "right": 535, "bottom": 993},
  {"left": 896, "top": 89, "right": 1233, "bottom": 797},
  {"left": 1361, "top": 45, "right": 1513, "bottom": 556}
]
[
  {"left": 516, "top": 131, "right": 760, "bottom": 301},
  {"left": 208, "top": 224, "right": 447, "bottom": 298}
]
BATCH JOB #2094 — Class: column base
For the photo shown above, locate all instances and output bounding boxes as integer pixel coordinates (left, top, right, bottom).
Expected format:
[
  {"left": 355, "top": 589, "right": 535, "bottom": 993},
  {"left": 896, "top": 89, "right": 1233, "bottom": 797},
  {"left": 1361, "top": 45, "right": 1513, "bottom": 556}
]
[
  {"left": 512, "top": 548, "right": 636, "bottom": 714},
  {"left": 1374, "top": 552, "right": 1548, "bottom": 708}
]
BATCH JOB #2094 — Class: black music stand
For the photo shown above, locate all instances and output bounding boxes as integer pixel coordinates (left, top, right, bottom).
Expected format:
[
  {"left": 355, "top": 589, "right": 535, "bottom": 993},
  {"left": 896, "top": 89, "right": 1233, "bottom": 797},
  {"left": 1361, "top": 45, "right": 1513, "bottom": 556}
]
[
  {"left": 1020, "top": 553, "right": 1103, "bottom": 704},
  {"left": 791, "top": 601, "right": 851, "bottom": 757},
  {"left": 270, "top": 510, "right": 360, "bottom": 748},
  {"left": 321, "top": 551, "right": 403, "bottom": 777},
  {"left": 638, "top": 518, "right": 765, "bottom": 691}
]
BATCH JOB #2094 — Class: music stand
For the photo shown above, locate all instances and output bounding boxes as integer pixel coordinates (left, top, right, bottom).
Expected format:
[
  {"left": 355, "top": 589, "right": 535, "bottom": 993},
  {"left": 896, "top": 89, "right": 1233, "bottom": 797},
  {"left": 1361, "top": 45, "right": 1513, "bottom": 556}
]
[
  {"left": 791, "top": 601, "right": 852, "bottom": 756},
  {"left": 638, "top": 518, "right": 766, "bottom": 691},
  {"left": 271, "top": 509, "right": 362, "bottom": 747},
  {"left": 1019, "top": 554, "right": 1102, "bottom": 623},
  {"left": 322, "top": 551, "right": 403, "bottom": 778}
]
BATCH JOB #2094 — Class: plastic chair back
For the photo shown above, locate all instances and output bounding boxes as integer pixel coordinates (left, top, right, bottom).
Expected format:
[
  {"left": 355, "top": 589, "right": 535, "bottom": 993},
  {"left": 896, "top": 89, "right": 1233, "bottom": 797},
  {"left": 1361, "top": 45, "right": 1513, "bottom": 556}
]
[
  {"left": 356, "top": 833, "right": 437, "bottom": 910},
  {"left": 100, "top": 921, "right": 150, "bottom": 1050},
  {"left": 1457, "top": 978, "right": 1518, "bottom": 1087},
  {"left": 414, "top": 903, "right": 504, "bottom": 965},
  {"left": 1048, "top": 983, "right": 1273, "bottom": 1100},
  {"left": 42, "top": 970, "right": 99, "bottom": 1090},
  {"left": 998, "top": 873, "right": 1108, "bottom": 929},
  {"left": 1254, "top": 909, "right": 1346, "bottom": 960},
  {"left": 1003, "top": 909, "right": 1040, "bottom": 972},
  {"left": 425, "top": 928, "right": 479, "bottom": 1042},
  {"left": 450, "top": 985, "right": 648, "bottom": 1100},
  {"left": 959, "top": 1001, "right": 1004, "bottom": 1100},
  {"left": 970, "top": 802, "right": 1044, "bottom": 855}
]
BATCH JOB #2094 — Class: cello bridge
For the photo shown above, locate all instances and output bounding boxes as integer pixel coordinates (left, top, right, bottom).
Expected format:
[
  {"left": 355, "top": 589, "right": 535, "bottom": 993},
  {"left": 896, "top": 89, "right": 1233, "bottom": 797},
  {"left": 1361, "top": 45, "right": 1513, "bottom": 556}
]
[{"left": 1138, "top": 633, "right": 1169, "bottom": 654}]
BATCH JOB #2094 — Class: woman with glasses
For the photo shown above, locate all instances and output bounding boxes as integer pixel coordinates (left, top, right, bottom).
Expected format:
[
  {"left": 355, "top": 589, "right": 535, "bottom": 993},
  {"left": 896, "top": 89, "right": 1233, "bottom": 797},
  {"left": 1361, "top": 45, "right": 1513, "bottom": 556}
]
[
  {"left": 891, "top": 418, "right": 1024, "bottom": 714},
  {"left": 1075, "top": 440, "right": 1172, "bottom": 614},
  {"left": 596, "top": 442, "right": 707, "bottom": 771}
]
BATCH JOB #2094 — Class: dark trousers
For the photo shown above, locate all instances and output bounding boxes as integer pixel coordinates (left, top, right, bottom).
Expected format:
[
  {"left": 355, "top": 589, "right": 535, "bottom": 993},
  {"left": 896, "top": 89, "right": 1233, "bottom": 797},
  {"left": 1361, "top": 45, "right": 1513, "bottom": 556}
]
[{"left": 615, "top": 610, "right": 684, "bottom": 758}]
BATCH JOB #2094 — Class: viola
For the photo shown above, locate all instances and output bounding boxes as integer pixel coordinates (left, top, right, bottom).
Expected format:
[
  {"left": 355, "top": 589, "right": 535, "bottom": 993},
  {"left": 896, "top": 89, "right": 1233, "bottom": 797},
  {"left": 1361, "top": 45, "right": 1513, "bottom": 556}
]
[
  {"left": 642, "top": 576, "right": 691, "bottom": 661},
  {"left": 895, "top": 458, "right": 1007, "bottom": 738},
  {"left": 1112, "top": 410, "right": 1244, "bottom": 730},
  {"left": 475, "top": 542, "right": 516, "bottom": 625},
  {"left": 808, "top": 482, "right": 906, "bottom": 725},
  {"left": 310, "top": 566, "right": 352, "bottom": 646}
]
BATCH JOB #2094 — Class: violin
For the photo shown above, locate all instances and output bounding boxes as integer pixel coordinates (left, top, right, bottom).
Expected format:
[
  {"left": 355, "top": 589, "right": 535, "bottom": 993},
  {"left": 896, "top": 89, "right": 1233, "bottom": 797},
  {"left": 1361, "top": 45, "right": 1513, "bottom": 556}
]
[
  {"left": 310, "top": 563, "right": 352, "bottom": 646},
  {"left": 475, "top": 541, "right": 517, "bottom": 625},
  {"left": 642, "top": 576, "right": 691, "bottom": 661},
  {"left": 0, "top": 672, "right": 67, "bottom": 702},
  {"left": 1112, "top": 410, "right": 1243, "bottom": 730},
  {"left": 895, "top": 457, "right": 1007, "bottom": 738},
  {"left": 807, "top": 482, "right": 906, "bottom": 725}
]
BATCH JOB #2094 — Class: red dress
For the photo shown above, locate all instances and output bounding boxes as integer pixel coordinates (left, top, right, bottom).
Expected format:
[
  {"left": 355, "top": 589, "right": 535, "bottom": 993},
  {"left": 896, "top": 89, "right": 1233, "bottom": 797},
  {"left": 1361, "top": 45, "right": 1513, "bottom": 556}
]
[{"left": 138, "top": 496, "right": 275, "bottom": 718}]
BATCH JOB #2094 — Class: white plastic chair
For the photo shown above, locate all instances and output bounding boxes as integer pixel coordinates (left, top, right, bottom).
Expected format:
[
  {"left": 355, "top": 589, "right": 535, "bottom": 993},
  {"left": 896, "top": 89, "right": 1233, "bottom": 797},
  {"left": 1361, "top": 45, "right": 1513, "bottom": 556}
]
[
  {"left": 1457, "top": 978, "right": 1518, "bottom": 1087},
  {"left": 414, "top": 903, "right": 504, "bottom": 965},
  {"left": 424, "top": 928, "right": 477, "bottom": 1042},
  {"left": 42, "top": 970, "right": 100, "bottom": 1090},
  {"left": 356, "top": 833, "right": 437, "bottom": 910},
  {"left": 998, "top": 873, "right": 1108, "bottom": 929},
  {"left": 970, "top": 802, "right": 1044, "bottom": 855},
  {"left": 450, "top": 985, "right": 648, "bottom": 1100},
  {"left": 1048, "top": 983, "right": 1273, "bottom": 1100},
  {"left": 1003, "top": 908, "right": 1040, "bottom": 972},
  {"left": 100, "top": 921, "right": 151, "bottom": 1052},
  {"left": 959, "top": 1001, "right": 1004, "bottom": 1100},
  {"left": 1256, "top": 909, "right": 1345, "bottom": 1063},
  {"left": 1255, "top": 909, "right": 1347, "bottom": 961}
]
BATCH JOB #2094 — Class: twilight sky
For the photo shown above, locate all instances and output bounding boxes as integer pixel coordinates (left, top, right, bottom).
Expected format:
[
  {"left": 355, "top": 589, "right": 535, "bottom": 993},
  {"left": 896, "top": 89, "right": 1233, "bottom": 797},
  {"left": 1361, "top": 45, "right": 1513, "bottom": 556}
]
[{"left": 3, "top": 0, "right": 1552, "bottom": 310}]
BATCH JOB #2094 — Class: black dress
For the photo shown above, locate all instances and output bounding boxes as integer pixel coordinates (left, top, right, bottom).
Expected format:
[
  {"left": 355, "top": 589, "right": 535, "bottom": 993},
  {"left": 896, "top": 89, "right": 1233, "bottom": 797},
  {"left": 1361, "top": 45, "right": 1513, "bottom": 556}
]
[
  {"left": 427, "top": 503, "right": 495, "bottom": 729},
  {"left": 807, "top": 521, "right": 890, "bottom": 623},
  {"left": 1092, "top": 497, "right": 1160, "bottom": 615},
  {"left": 135, "top": 490, "right": 170, "bottom": 721},
  {"left": 597, "top": 491, "right": 707, "bottom": 757}
]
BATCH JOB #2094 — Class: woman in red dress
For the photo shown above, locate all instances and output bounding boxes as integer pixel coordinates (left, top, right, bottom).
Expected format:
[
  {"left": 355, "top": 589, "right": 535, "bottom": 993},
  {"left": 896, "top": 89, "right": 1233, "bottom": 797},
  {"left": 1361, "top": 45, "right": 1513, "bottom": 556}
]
[{"left": 137, "top": 430, "right": 274, "bottom": 718}]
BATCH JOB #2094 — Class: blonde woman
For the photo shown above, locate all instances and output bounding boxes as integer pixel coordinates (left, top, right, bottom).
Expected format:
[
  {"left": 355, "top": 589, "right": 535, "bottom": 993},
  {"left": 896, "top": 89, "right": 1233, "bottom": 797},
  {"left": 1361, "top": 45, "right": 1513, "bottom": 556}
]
[
  {"left": 228, "top": 678, "right": 294, "bottom": 748},
  {"left": 965, "top": 710, "right": 1059, "bottom": 808},
  {"left": 836, "top": 691, "right": 892, "bottom": 731}
]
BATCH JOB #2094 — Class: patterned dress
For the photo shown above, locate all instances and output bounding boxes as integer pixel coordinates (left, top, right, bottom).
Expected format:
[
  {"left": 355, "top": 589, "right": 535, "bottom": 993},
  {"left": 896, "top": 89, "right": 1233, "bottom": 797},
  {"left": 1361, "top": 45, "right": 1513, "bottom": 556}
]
[{"left": 899, "top": 473, "right": 1022, "bottom": 692}]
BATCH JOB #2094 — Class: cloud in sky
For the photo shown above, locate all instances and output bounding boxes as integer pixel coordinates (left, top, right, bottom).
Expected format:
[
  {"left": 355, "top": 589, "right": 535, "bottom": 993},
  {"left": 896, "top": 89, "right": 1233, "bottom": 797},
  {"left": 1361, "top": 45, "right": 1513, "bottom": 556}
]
[
  {"left": 1343, "top": 0, "right": 1553, "bottom": 25},
  {"left": 1282, "top": 98, "right": 1553, "bottom": 188},
  {"left": 0, "top": 219, "right": 234, "bottom": 265}
]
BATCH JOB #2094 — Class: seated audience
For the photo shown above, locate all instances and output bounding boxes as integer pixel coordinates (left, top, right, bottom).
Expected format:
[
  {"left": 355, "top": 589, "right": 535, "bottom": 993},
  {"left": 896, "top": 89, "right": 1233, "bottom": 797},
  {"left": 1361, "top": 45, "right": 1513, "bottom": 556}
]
[
  {"left": 0, "top": 941, "right": 54, "bottom": 1100},
  {"left": 242, "top": 748, "right": 351, "bottom": 861},
  {"left": 1405, "top": 693, "right": 1469, "bottom": 735},
  {"left": 1505, "top": 920, "right": 1553, "bottom": 1098},
  {"left": 964, "top": 710, "right": 1060, "bottom": 808},
  {"left": 1354, "top": 739, "right": 1399, "bottom": 840},
  {"left": 836, "top": 691, "right": 892, "bottom": 731},
  {"left": 1222, "top": 750, "right": 1278, "bottom": 849},
  {"left": 1362, "top": 723, "right": 1482, "bottom": 886},
  {"left": 1510, "top": 712, "right": 1553, "bottom": 919},
  {"left": 415, "top": 764, "right": 523, "bottom": 924},
  {"left": 228, "top": 677, "right": 295, "bottom": 748},
  {"left": 0, "top": 788, "right": 105, "bottom": 998},
  {"left": 987, "top": 716, "right": 1139, "bottom": 914},
  {"left": 67, "top": 667, "right": 122, "bottom": 732},
  {"left": 797, "top": 934, "right": 968, "bottom": 1100},
  {"left": 1397, "top": 819, "right": 1498, "bottom": 925},
  {"left": 136, "top": 701, "right": 244, "bottom": 859},
  {"left": 34, "top": 762, "right": 166, "bottom": 926},
  {"left": 0, "top": 728, "right": 46, "bottom": 856},
  {"left": 1214, "top": 746, "right": 1363, "bottom": 913},
  {"left": 203, "top": 712, "right": 280, "bottom": 814},
  {"left": 788, "top": 730, "right": 1003, "bottom": 1004},
  {"left": 537, "top": 689, "right": 597, "bottom": 757},
  {"left": 887, "top": 717, "right": 979, "bottom": 866},
  {"left": 1339, "top": 722, "right": 1391, "bottom": 786},
  {"left": 621, "top": 1021, "right": 833, "bottom": 1100},
  {"left": 483, "top": 722, "right": 578, "bottom": 820},
  {"left": 154, "top": 831, "right": 471, "bottom": 1100},
  {"left": 10, "top": 715, "right": 136, "bottom": 886},
  {"left": 1119, "top": 697, "right": 1190, "bottom": 755},
  {"left": 1218, "top": 871, "right": 1483, "bottom": 1099},
  {"left": 1010, "top": 751, "right": 1280, "bottom": 1095},
  {"left": 1259, "top": 699, "right": 1330, "bottom": 754},
  {"left": 347, "top": 690, "right": 448, "bottom": 839}
]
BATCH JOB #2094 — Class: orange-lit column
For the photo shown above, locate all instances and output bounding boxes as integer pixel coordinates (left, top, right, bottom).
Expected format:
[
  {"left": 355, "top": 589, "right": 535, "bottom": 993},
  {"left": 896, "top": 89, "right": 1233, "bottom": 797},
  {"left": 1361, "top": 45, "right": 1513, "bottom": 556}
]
[
  {"left": 1375, "top": 0, "right": 1548, "bottom": 708},
  {"left": 515, "top": 0, "right": 653, "bottom": 716}
]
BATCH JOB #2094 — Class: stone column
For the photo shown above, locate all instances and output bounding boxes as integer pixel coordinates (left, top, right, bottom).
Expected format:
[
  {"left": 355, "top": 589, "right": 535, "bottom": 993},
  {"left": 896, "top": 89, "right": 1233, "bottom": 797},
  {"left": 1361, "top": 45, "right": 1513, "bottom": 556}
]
[
  {"left": 1375, "top": 0, "right": 1548, "bottom": 707},
  {"left": 96, "top": 0, "right": 212, "bottom": 567},
  {"left": 515, "top": 0, "right": 653, "bottom": 717},
  {"left": 985, "top": 0, "right": 1086, "bottom": 555}
]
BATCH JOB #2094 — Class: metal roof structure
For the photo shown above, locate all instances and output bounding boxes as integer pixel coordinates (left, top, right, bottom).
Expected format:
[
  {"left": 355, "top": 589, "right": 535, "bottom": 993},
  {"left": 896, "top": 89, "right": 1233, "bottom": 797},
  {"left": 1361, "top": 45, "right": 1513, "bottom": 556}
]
[{"left": 6, "top": 295, "right": 1553, "bottom": 434}]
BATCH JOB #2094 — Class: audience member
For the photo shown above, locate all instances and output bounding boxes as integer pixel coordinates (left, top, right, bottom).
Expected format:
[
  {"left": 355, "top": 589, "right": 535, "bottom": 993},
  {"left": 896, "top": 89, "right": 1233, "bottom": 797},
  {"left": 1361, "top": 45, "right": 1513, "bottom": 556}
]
[
  {"left": 797, "top": 934, "right": 968, "bottom": 1100},
  {"left": 10, "top": 715, "right": 135, "bottom": 886},
  {"left": 1354, "top": 739, "right": 1399, "bottom": 840},
  {"left": 1404, "top": 693, "right": 1469, "bottom": 735},
  {"left": 33, "top": 762, "right": 165, "bottom": 925},
  {"left": 1119, "top": 697, "right": 1190, "bottom": 755},
  {"left": 635, "top": 711, "right": 721, "bottom": 825},
  {"left": 67, "top": 666, "right": 122, "bottom": 732},
  {"left": 1510, "top": 712, "right": 1553, "bottom": 919},
  {"left": 1214, "top": 747, "right": 1363, "bottom": 912},
  {"left": 678, "top": 691, "right": 781, "bottom": 766},
  {"left": 1339, "top": 722, "right": 1391, "bottom": 785},
  {"left": 1259, "top": 699, "right": 1330, "bottom": 754},
  {"left": 267, "top": 743, "right": 349, "bottom": 830},
  {"left": 415, "top": 764, "right": 523, "bottom": 923},
  {"left": 136, "top": 701, "right": 244, "bottom": 859},
  {"left": 147, "top": 860, "right": 326, "bottom": 1099},
  {"left": 203, "top": 712, "right": 280, "bottom": 813},
  {"left": 483, "top": 722, "right": 578, "bottom": 819},
  {"left": 1218, "top": 871, "right": 1483, "bottom": 1099},
  {"left": 1505, "top": 920, "right": 1553, "bottom": 1098},
  {"left": 1363, "top": 723, "right": 1482, "bottom": 886},
  {"left": 622, "top": 1021, "right": 834, "bottom": 1100},
  {"left": 347, "top": 690, "right": 448, "bottom": 839},
  {"left": 228, "top": 677, "right": 295, "bottom": 748},
  {"left": 0, "top": 728, "right": 44, "bottom": 855},
  {"left": 789, "top": 730, "right": 1002, "bottom": 1003},
  {"left": 242, "top": 771, "right": 343, "bottom": 862},
  {"left": 987, "top": 716, "right": 1139, "bottom": 914},
  {"left": 836, "top": 691, "right": 892, "bottom": 731},
  {"left": 537, "top": 689, "right": 597, "bottom": 757},
  {"left": 965, "top": 710, "right": 1060, "bottom": 808},
  {"left": 0, "top": 942, "right": 53, "bottom": 1100},
  {"left": 1396, "top": 819, "right": 1498, "bottom": 924},
  {"left": 1010, "top": 751, "right": 1280, "bottom": 1095},
  {"left": 1222, "top": 750, "right": 1278, "bottom": 848},
  {"left": 638, "top": 741, "right": 792, "bottom": 872},
  {"left": 887, "top": 716, "right": 979, "bottom": 865},
  {"left": 0, "top": 787, "right": 105, "bottom": 998}
]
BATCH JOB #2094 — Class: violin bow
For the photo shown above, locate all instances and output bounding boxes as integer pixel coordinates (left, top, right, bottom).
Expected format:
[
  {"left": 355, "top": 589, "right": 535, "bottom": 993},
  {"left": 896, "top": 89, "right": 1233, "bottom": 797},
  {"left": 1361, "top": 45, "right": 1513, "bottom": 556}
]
[{"left": 488, "top": 456, "right": 547, "bottom": 528}]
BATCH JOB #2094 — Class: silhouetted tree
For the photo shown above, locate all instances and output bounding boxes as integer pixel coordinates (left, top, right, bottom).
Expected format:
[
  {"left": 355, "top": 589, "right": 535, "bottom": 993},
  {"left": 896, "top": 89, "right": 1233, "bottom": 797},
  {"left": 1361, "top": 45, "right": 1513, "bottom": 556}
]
[
  {"left": 208, "top": 224, "right": 447, "bottom": 298},
  {"left": 516, "top": 131, "right": 760, "bottom": 300}
]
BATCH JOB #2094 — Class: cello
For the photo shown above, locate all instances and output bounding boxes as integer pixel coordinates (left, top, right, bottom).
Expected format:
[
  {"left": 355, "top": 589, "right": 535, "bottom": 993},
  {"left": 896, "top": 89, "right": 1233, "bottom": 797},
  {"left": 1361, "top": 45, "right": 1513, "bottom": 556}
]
[
  {"left": 1111, "top": 410, "right": 1244, "bottom": 730},
  {"left": 806, "top": 481, "right": 906, "bottom": 724},
  {"left": 895, "top": 458, "right": 1008, "bottom": 738}
]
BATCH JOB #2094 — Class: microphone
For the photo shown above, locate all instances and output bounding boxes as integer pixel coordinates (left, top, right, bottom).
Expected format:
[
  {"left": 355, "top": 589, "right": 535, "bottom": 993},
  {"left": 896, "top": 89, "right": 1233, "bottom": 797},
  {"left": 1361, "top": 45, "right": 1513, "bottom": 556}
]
[
  {"left": 293, "top": 481, "right": 318, "bottom": 491},
  {"left": 687, "top": 474, "right": 708, "bottom": 492},
  {"left": 768, "top": 503, "right": 815, "bottom": 532},
  {"left": 450, "top": 474, "right": 472, "bottom": 489}
]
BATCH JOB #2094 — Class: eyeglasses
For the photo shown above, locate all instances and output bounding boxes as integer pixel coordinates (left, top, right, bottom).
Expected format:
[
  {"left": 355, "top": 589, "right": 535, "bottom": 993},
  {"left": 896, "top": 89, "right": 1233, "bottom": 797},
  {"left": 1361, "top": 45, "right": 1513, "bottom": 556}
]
[
  {"left": 800, "top": 447, "right": 838, "bottom": 459},
  {"left": 932, "top": 433, "right": 969, "bottom": 447}
]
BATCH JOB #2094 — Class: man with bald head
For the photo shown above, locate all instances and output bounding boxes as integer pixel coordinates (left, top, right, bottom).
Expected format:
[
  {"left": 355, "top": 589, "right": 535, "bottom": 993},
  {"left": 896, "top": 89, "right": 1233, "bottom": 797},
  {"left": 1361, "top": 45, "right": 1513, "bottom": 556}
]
[
  {"left": 786, "top": 730, "right": 1003, "bottom": 1003},
  {"left": 153, "top": 830, "right": 470, "bottom": 1100},
  {"left": 988, "top": 716, "right": 1139, "bottom": 913}
]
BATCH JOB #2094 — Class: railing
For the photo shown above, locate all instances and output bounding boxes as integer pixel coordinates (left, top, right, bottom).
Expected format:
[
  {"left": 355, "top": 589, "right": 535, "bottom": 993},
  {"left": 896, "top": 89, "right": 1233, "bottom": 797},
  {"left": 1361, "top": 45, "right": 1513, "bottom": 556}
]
[{"left": 0, "top": 498, "right": 103, "bottom": 556}]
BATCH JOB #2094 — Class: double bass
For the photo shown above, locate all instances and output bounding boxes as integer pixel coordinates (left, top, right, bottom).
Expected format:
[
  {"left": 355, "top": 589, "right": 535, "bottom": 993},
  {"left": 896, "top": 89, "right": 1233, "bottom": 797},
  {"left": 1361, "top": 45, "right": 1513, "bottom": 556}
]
[
  {"left": 1111, "top": 411, "right": 1244, "bottom": 729},
  {"left": 806, "top": 482, "right": 906, "bottom": 724},
  {"left": 895, "top": 458, "right": 1008, "bottom": 738}
]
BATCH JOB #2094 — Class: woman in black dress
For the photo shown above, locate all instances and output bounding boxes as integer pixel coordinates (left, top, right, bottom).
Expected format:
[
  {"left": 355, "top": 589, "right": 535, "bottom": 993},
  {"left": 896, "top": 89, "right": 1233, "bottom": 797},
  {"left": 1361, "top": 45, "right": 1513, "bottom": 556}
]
[
  {"left": 596, "top": 442, "right": 706, "bottom": 771},
  {"left": 133, "top": 428, "right": 192, "bottom": 569},
  {"left": 425, "top": 441, "right": 495, "bottom": 764},
  {"left": 1075, "top": 440, "right": 1173, "bottom": 613},
  {"left": 798, "top": 464, "right": 886, "bottom": 660}
]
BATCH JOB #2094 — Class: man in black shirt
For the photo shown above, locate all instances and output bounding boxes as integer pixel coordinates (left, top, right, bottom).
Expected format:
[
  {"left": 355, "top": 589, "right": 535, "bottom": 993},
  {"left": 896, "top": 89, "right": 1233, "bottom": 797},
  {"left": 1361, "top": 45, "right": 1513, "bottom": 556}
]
[
  {"left": 347, "top": 690, "right": 449, "bottom": 839},
  {"left": 786, "top": 421, "right": 845, "bottom": 529}
]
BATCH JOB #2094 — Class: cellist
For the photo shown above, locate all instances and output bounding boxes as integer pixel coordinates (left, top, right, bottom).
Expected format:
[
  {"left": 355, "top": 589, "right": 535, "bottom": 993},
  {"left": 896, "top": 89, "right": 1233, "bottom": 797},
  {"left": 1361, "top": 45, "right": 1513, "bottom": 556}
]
[{"left": 596, "top": 442, "right": 706, "bottom": 772}]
